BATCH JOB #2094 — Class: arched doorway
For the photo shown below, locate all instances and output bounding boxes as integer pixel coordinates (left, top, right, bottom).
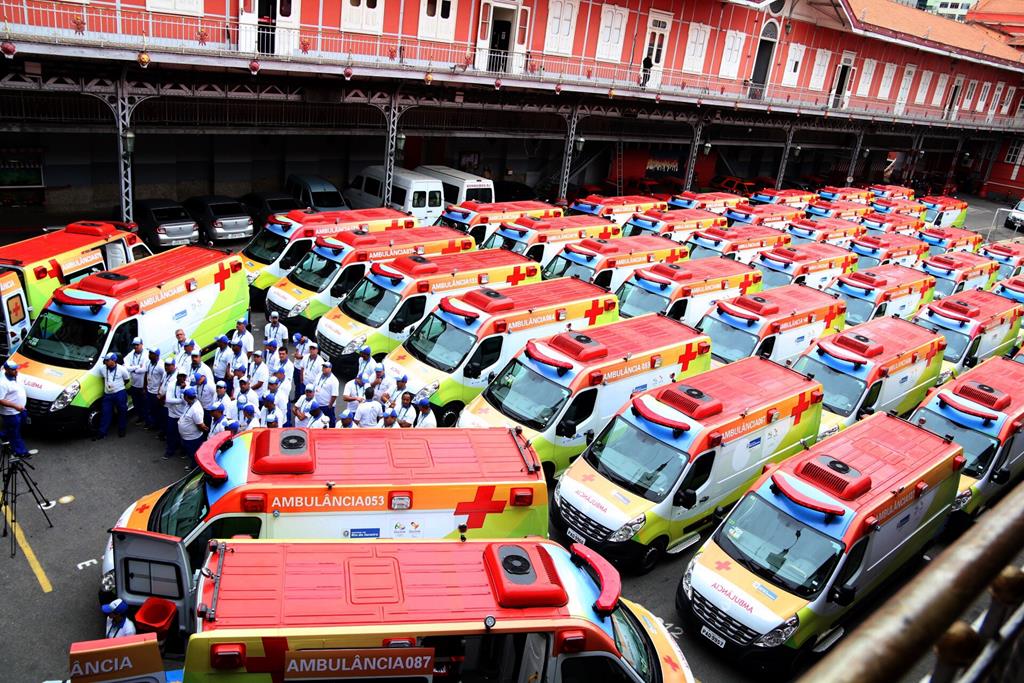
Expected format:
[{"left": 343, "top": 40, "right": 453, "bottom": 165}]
[{"left": 748, "top": 21, "right": 779, "bottom": 100}]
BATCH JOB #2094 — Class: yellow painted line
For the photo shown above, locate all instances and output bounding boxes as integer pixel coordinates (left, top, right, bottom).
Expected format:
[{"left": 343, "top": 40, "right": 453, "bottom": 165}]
[{"left": 2, "top": 504, "right": 52, "bottom": 593}]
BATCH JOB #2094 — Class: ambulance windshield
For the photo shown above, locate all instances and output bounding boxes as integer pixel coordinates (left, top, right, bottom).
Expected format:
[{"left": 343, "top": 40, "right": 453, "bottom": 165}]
[
  {"left": 855, "top": 254, "right": 881, "bottom": 270},
  {"left": 288, "top": 250, "right": 341, "bottom": 293},
  {"left": 932, "top": 275, "right": 958, "bottom": 299},
  {"left": 542, "top": 254, "right": 596, "bottom": 282},
  {"left": 716, "top": 493, "right": 844, "bottom": 599},
  {"left": 242, "top": 229, "right": 289, "bottom": 265},
  {"left": 924, "top": 208, "right": 940, "bottom": 224},
  {"left": 832, "top": 291, "right": 878, "bottom": 326},
  {"left": 583, "top": 417, "right": 686, "bottom": 502},
  {"left": 996, "top": 262, "right": 1016, "bottom": 281},
  {"left": 792, "top": 355, "right": 866, "bottom": 417},
  {"left": 480, "top": 232, "right": 528, "bottom": 254},
  {"left": 622, "top": 223, "right": 657, "bottom": 238},
  {"left": 340, "top": 278, "right": 402, "bottom": 328},
  {"left": 913, "top": 320, "right": 971, "bottom": 362},
  {"left": 149, "top": 470, "right": 209, "bottom": 537},
  {"left": 914, "top": 407, "right": 1000, "bottom": 478},
  {"left": 755, "top": 263, "right": 795, "bottom": 289},
  {"left": 687, "top": 243, "right": 723, "bottom": 260},
  {"left": 405, "top": 313, "right": 476, "bottom": 372},
  {"left": 19, "top": 310, "right": 109, "bottom": 370},
  {"left": 616, "top": 280, "right": 670, "bottom": 318},
  {"left": 482, "top": 358, "right": 570, "bottom": 430},
  {"left": 698, "top": 316, "right": 758, "bottom": 363}
]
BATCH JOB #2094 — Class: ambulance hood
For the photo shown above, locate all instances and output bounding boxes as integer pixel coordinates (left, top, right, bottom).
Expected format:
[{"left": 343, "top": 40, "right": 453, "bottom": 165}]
[
  {"left": 14, "top": 356, "right": 92, "bottom": 402},
  {"left": 319, "top": 309, "right": 375, "bottom": 348},
  {"left": 102, "top": 488, "right": 164, "bottom": 575},
  {"left": 266, "top": 280, "right": 310, "bottom": 311},
  {"left": 558, "top": 458, "right": 653, "bottom": 531},
  {"left": 384, "top": 350, "right": 446, "bottom": 399},
  {"left": 458, "top": 396, "right": 541, "bottom": 442},
  {"left": 692, "top": 542, "right": 809, "bottom": 634},
  {"left": 625, "top": 598, "right": 696, "bottom": 683}
]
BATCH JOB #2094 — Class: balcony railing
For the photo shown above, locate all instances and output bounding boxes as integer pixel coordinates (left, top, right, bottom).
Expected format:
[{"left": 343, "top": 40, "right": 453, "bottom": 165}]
[{"left": 2, "top": 0, "right": 1023, "bottom": 131}]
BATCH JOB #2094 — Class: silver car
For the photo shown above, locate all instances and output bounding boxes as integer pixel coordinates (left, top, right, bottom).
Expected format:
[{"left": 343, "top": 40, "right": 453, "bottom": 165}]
[
  {"left": 134, "top": 199, "right": 199, "bottom": 250},
  {"left": 184, "top": 195, "right": 254, "bottom": 243}
]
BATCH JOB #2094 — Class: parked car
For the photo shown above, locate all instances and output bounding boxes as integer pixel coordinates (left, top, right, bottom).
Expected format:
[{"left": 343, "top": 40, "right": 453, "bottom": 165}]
[
  {"left": 240, "top": 192, "right": 304, "bottom": 230},
  {"left": 133, "top": 198, "right": 198, "bottom": 250},
  {"left": 493, "top": 180, "right": 538, "bottom": 202},
  {"left": 1005, "top": 198, "right": 1024, "bottom": 230},
  {"left": 707, "top": 175, "right": 756, "bottom": 196},
  {"left": 285, "top": 174, "right": 349, "bottom": 212},
  {"left": 183, "top": 196, "right": 254, "bottom": 243}
]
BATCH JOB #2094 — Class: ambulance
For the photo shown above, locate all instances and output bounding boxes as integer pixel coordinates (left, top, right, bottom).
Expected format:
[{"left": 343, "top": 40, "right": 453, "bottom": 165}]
[
  {"left": 552, "top": 357, "right": 823, "bottom": 572},
  {"left": 915, "top": 251, "right": 999, "bottom": 299},
  {"left": 911, "top": 290, "right": 1023, "bottom": 384},
  {"left": 697, "top": 285, "right": 846, "bottom": 365},
  {"left": 315, "top": 249, "right": 542, "bottom": 374},
  {"left": 979, "top": 240, "right": 1024, "bottom": 280},
  {"left": 687, "top": 225, "right": 791, "bottom": 264},
  {"left": 13, "top": 246, "right": 248, "bottom": 429},
  {"left": 915, "top": 225, "right": 983, "bottom": 257},
  {"left": 723, "top": 203, "right": 804, "bottom": 230},
  {"left": 568, "top": 194, "right": 668, "bottom": 225},
  {"left": 263, "top": 227, "right": 475, "bottom": 336},
  {"left": 458, "top": 314, "right": 713, "bottom": 479},
  {"left": 751, "top": 243, "right": 858, "bottom": 291},
  {"left": 541, "top": 234, "right": 689, "bottom": 291},
  {"left": 824, "top": 265, "right": 936, "bottom": 325},
  {"left": 616, "top": 258, "right": 763, "bottom": 326},
  {"left": 871, "top": 197, "right": 927, "bottom": 219},
  {"left": 993, "top": 275, "right": 1024, "bottom": 304},
  {"left": 66, "top": 634, "right": 173, "bottom": 683},
  {"left": 793, "top": 317, "right": 944, "bottom": 439},
  {"left": 100, "top": 427, "right": 548, "bottom": 601},
  {"left": 438, "top": 199, "right": 563, "bottom": 245},
  {"left": 869, "top": 183, "right": 916, "bottom": 200},
  {"left": 384, "top": 278, "right": 619, "bottom": 426},
  {"left": 749, "top": 188, "right": 817, "bottom": 209},
  {"left": 669, "top": 191, "right": 746, "bottom": 214},
  {"left": 804, "top": 199, "right": 872, "bottom": 222},
  {"left": 480, "top": 213, "right": 621, "bottom": 266},
  {"left": 0, "top": 221, "right": 152, "bottom": 357},
  {"left": 817, "top": 186, "right": 872, "bottom": 203},
  {"left": 622, "top": 208, "right": 726, "bottom": 243},
  {"left": 913, "top": 357, "right": 1024, "bottom": 516},
  {"left": 849, "top": 233, "right": 929, "bottom": 269},
  {"left": 860, "top": 211, "right": 924, "bottom": 236},
  {"left": 678, "top": 413, "right": 962, "bottom": 669},
  {"left": 785, "top": 218, "right": 865, "bottom": 248},
  {"left": 110, "top": 535, "right": 695, "bottom": 683},
  {"left": 239, "top": 207, "right": 416, "bottom": 300},
  {"left": 921, "top": 195, "right": 969, "bottom": 228}
]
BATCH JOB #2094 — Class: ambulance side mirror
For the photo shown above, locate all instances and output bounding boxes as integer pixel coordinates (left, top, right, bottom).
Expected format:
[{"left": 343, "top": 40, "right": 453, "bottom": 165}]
[
  {"left": 487, "top": 371, "right": 497, "bottom": 384},
  {"left": 990, "top": 467, "right": 1011, "bottom": 485},
  {"left": 464, "top": 362, "right": 482, "bottom": 379},
  {"left": 829, "top": 584, "right": 856, "bottom": 607},
  {"left": 555, "top": 419, "right": 577, "bottom": 438},
  {"left": 674, "top": 488, "right": 697, "bottom": 509},
  {"left": 964, "top": 355, "right": 978, "bottom": 369}
]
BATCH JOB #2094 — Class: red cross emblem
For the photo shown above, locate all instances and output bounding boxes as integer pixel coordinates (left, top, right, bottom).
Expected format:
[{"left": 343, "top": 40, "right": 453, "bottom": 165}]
[
  {"left": 598, "top": 226, "right": 614, "bottom": 240},
  {"left": 244, "top": 636, "right": 290, "bottom": 683},
  {"left": 665, "top": 248, "right": 686, "bottom": 264},
  {"left": 791, "top": 392, "right": 813, "bottom": 425},
  {"left": 45, "top": 258, "right": 61, "bottom": 280},
  {"left": 822, "top": 304, "right": 842, "bottom": 329},
  {"left": 441, "top": 239, "right": 462, "bottom": 254},
  {"left": 506, "top": 266, "right": 528, "bottom": 286},
  {"left": 581, "top": 473, "right": 596, "bottom": 482},
  {"left": 715, "top": 560, "right": 732, "bottom": 571},
  {"left": 455, "top": 486, "right": 507, "bottom": 529},
  {"left": 675, "top": 343, "right": 700, "bottom": 371},
  {"left": 214, "top": 262, "right": 232, "bottom": 292},
  {"left": 662, "top": 655, "right": 680, "bottom": 672},
  {"left": 134, "top": 503, "right": 151, "bottom": 514},
  {"left": 739, "top": 272, "right": 758, "bottom": 294},
  {"left": 584, "top": 299, "right": 605, "bottom": 326}
]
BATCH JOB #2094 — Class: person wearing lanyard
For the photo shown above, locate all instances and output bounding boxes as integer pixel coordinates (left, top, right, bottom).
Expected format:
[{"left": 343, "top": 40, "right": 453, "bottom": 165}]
[
  {"left": 124, "top": 338, "right": 149, "bottom": 426},
  {"left": 248, "top": 351, "right": 269, "bottom": 393},
  {"left": 211, "top": 336, "right": 235, "bottom": 386},
  {"left": 178, "top": 387, "right": 207, "bottom": 467},
  {"left": 102, "top": 599, "right": 137, "bottom": 639},
  {"left": 341, "top": 375, "right": 365, "bottom": 415},
  {"left": 234, "top": 377, "right": 259, "bottom": 415},
  {"left": 386, "top": 375, "right": 409, "bottom": 410},
  {"left": 239, "top": 403, "right": 261, "bottom": 431},
  {"left": 176, "top": 339, "right": 196, "bottom": 372},
  {"left": 378, "top": 409, "right": 400, "bottom": 428},
  {"left": 0, "top": 360, "right": 35, "bottom": 456},
  {"left": 313, "top": 362, "right": 339, "bottom": 427},
  {"left": 232, "top": 318, "right": 254, "bottom": 355},
  {"left": 356, "top": 346, "right": 379, "bottom": 383},
  {"left": 300, "top": 343, "right": 324, "bottom": 390},
  {"left": 306, "top": 402, "right": 330, "bottom": 429},
  {"left": 371, "top": 367, "right": 395, "bottom": 406},
  {"left": 155, "top": 358, "right": 177, "bottom": 440},
  {"left": 214, "top": 381, "right": 237, "bottom": 421},
  {"left": 193, "top": 372, "right": 216, "bottom": 425},
  {"left": 264, "top": 340, "right": 280, "bottom": 372},
  {"left": 293, "top": 384, "right": 316, "bottom": 427},
  {"left": 395, "top": 391, "right": 417, "bottom": 428},
  {"left": 292, "top": 332, "right": 309, "bottom": 397},
  {"left": 414, "top": 398, "right": 437, "bottom": 429},
  {"left": 260, "top": 393, "right": 285, "bottom": 428},
  {"left": 208, "top": 402, "right": 229, "bottom": 436},
  {"left": 144, "top": 349, "right": 166, "bottom": 432},
  {"left": 336, "top": 410, "right": 357, "bottom": 429},
  {"left": 264, "top": 376, "right": 289, "bottom": 424},
  {"left": 95, "top": 353, "right": 131, "bottom": 441},
  {"left": 229, "top": 338, "right": 248, "bottom": 367},
  {"left": 162, "top": 370, "right": 187, "bottom": 459},
  {"left": 354, "top": 386, "right": 382, "bottom": 427},
  {"left": 264, "top": 311, "right": 289, "bottom": 345}
]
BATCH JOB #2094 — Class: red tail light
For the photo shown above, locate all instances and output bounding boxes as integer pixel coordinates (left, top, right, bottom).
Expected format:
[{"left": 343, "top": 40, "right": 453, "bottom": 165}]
[
  {"left": 526, "top": 265, "right": 538, "bottom": 277},
  {"left": 462, "top": 239, "right": 473, "bottom": 250},
  {"left": 416, "top": 281, "right": 430, "bottom": 293},
  {"left": 556, "top": 630, "right": 587, "bottom": 654},
  {"left": 588, "top": 370, "right": 604, "bottom": 386},
  {"left": 355, "top": 251, "right": 368, "bottom": 261},
  {"left": 125, "top": 302, "right": 140, "bottom": 316},
  {"left": 213, "top": 220, "right": 224, "bottom": 228},
  {"left": 494, "top": 320, "right": 507, "bottom": 333},
  {"left": 510, "top": 488, "right": 533, "bottom": 506},
  {"left": 186, "top": 278, "right": 198, "bottom": 292},
  {"left": 242, "top": 493, "right": 266, "bottom": 512},
  {"left": 33, "top": 266, "right": 47, "bottom": 279},
  {"left": 210, "top": 643, "right": 246, "bottom": 670}
]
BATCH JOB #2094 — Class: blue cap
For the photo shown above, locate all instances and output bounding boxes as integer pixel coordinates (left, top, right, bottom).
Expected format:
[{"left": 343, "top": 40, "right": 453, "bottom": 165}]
[
  {"left": 3, "top": 360, "right": 19, "bottom": 371},
  {"left": 322, "top": 361, "right": 332, "bottom": 369},
  {"left": 242, "top": 404, "right": 255, "bottom": 415},
  {"left": 148, "top": 347, "right": 160, "bottom": 355},
  {"left": 105, "top": 353, "right": 118, "bottom": 361},
  {"left": 226, "top": 420, "right": 240, "bottom": 431},
  {"left": 309, "top": 401, "right": 321, "bottom": 411},
  {"left": 102, "top": 599, "right": 129, "bottom": 615},
  {"left": 193, "top": 372, "right": 205, "bottom": 383},
  {"left": 132, "top": 337, "right": 143, "bottom": 345},
  {"left": 293, "top": 332, "right": 304, "bottom": 343},
  {"left": 417, "top": 398, "right": 431, "bottom": 407},
  {"left": 237, "top": 317, "right": 247, "bottom": 324},
  {"left": 216, "top": 380, "right": 227, "bottom": 388},
  {"left": 360, "top": 346, "right": 371, "bottom": 355},
  {"left": 184, "top": 339, "right": 195, "bottom": 347},
  {"left": 268, "top": 377, "right": 279, "bottom": 385},
  {"left": 305, "top": 384, "right": 315, "bottom": 392},
  {"left": 375, "top": 367, "right": 385, "bottom": 374},
  {"left": 274, "top": 366, "right": 286, "bottom": 374},
  {"left": 384, "top": 409, "right": 397, "bottom": 418},
  {"left": 164, "top": 358, "right": 176, "bottom": 366},
  {"left": 253, "top": 350, "right": 263, "bottom": 357},
  {"left": 340, "top": 410, "right": 353, "bottom": 420},
  {"left": 230, "top": 338, "right": 242, "bottom": 346},
  {"left": 211, "top": 402, "right": 224, "bottom": 412},
  {"left": 397, "top": 374, "right": 408, "bottom": 382},
  {"left": 216, "top": 335, "right": 229, "bottom": 343},
  {"left": 262, "top": 393, "right": 275, "bottom": 402},
  {"left": 183, "top": 387, "right": 197, "bottom": 398}
]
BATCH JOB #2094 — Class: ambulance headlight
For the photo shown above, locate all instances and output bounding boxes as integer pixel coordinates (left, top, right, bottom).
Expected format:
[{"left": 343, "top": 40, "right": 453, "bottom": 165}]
[
  {"left": 341, "top": 334, "right": 367, "bottom": 355},
  {"left": 553, "top": 477, "right": 562, "bottom": 502},
  {"left": 101, "top": 569, "right": 116, "bottom": 593},
  {"left": 414, "top": 381, "right": 440, "bottom": 403},
  {"left": 51, "top": 380, "right": 81, "bottom": 411},
  {"left": 953, "top": 488, "right": 973, "bottom": 512},
  {"left": 680, "top": 559, "right": 694, "bottom": 600},
  {"left": 754, "top": 614, "right": 799, "bottom": 648},
  {"left": 246, "top": 271, "right": 258, "bottom": 285},
  {"left": 609, "top": 514, "right": 646, "bottom": 543},
  {"left": 288, "top": 300, "right": 310, "bottom": 317},
  {"left": 820, "top": 425, "right": 840, "bottom": 439}
]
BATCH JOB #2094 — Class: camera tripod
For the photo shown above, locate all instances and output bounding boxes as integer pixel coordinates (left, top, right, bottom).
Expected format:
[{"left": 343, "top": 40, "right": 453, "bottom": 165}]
[{"left": 1, "top": 441, "right": 53, "bottom": 558}]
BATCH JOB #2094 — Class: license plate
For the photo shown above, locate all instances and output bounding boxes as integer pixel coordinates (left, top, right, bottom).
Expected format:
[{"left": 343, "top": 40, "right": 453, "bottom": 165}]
[
  {"left": 701, "top": 626, "right": 726, "bottom": 649},
  {"left": 226, "top": 232, "right": 244, "bottom": 240},
  {"left": 565, "top": 527, "right": 586, "bottom": 545},
  {"left": 168, "top": 239, "right": 188, "bottom": 246}
]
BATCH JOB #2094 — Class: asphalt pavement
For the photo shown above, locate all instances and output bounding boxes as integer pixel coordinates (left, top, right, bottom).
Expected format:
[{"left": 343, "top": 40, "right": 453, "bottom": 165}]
[{"left": 1, "top": 195, "right": 1021, "bottom": 683}]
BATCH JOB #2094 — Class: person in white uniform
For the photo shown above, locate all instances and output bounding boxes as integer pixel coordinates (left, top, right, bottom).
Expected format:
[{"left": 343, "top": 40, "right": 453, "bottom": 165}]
[
  {"left": 414, "top": 398, "right": 437, "bottom": 429},
  {"left": 231, "top": 318, "right": 254, "bottom": 355},
  {"left": 263, "top": 311, "right": 289, "bottom": 346},
  {"left": 354, "top": 386, "right": 382, "bottom": 427}
]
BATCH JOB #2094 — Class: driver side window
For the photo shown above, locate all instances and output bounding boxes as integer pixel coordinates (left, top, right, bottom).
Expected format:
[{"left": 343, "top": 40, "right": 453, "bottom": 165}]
[
  {"left": 834, "top": 537, "right": 869, "bottom": 589},
  {"left": 593, "top": 270, "right": 613, "bottom": 289},
  {"left": 862, "top": 381, "right": 882, "bottom": 413},
  {"left": 391, "top": 296, "right": 427, "bottom": 332},
  {"left": 185, "top": 516, "right": 263, "bottom": 571},
  {"left": 667, "top": 299, "right": 689, "bottom": 321},
  {"left": 679, "top": 450, "right": 715, "bottom": 494},
  {"left": 560, "top": 388, "right": 598, "bottom": 431},
  {"left": 331, "top": 265, "right": 365, "bottom": 298},
  {"left": 527, "top": 245, "right": 544, "bottom": 262},
  {"left": 872, "top": 302, "right": 887, "bottom": 319},
  {"left": 756, "top": 335, "right": 776, "bottom": 359},
  {"left": 467, "top": 336, "right": 503, "bottom": 370},
  {"left": 279, "top": 241, "right": 312, "bottom": 270},
  {"left": 109, "top": 320, "right": 139, "bottom": 358}
]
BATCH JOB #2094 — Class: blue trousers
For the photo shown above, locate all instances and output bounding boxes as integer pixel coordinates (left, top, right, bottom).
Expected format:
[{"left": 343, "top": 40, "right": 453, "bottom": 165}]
[
  {"left": 129, "top": 387, "right": 147, "bottom": 423},
  {"left": 164, "top": 415, "right": 181, "bottom": 457},
  {"left": 181, "top": 436, "right": 203, "bottom": 463},
  {"left": 324, "top": 404, "right": 336, "bottom": 428},
  {"left": 1, "top": 412, "right": 28, "bottom": 455},
  {"left": 145, "top": 393, "right": 164, "bottom": 429},
  {"left": 98, "top": 390, "right": 128, "bottom": 438}
]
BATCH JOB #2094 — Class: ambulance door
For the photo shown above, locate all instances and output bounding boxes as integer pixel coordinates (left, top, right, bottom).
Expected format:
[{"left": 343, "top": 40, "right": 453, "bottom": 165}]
[
  {"left": 461, "top": 335, "right": 504, "bottom": 403},
  {"left": 103, "top": 241, "right": 129, "bottom": 269},
  {"left": 992, "top": 430, "right": 1024, "bottom": 490},
  {"left": 552, "top": 388, "right": 599, "bottom": 457},
  {"left": 111, "top": 528, "right": 193, "bottom": 637},
  {"left": 669, "top": 450, "right": 717, "bottom": 538},
  {"left": 329, "top": 264, "right": 366, "bottom": 303},
  {"left": 517, "top": 632, "right": 548, "bottom": 683},
  {"left": 822, "top": 535, "right": 870, "bottom": 620},
  {"left": 2, "top": 288, "right": 29, "bottom": 356},
  {"left": 388, "top": 295, "right": 428, "bottom": 348}
]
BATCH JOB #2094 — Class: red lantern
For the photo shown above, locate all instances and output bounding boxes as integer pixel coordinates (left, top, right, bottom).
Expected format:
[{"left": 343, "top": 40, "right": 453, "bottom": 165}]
[
  {"left": 2, "top": 41, "right": 17, "bottom": 59},
  {"left": 424, "top": 72, "right": 434, "bottom": 85},
  {"left": 554, "top": 83, "right": 563, "bottom": 95},
  {"left": 249, "top": 59, "right": 260, "bottom": 76},
  {"left": 136, "top": 51, "right": 151, "bottom": 69},
  {"left": 494, "top": 78, "right": 502, "bottom": 90},
  {"left": 343, "top": 66, "right": 353, "bottom": 81}
]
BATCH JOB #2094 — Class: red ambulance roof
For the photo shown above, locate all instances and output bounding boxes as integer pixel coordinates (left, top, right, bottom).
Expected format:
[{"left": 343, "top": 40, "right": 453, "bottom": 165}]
[
  {"left": 721, "top": 284, "right": 841, "bottom": 321},
  {"left": 456, "top": 200, "right": 556, "bottom": 214},
  {"left": 921, "top": 251, "right": 996, "bottom": 272},
  {"left": 510, "top": 214, "right": 612, "bottom": 232},
  {"left": 983, "top": 241, "right": 1024, "bottom": 259},
  {"left": 861, "top": 212, "right": 922, "bottom": 228},
  {"left": 0, "top": 222, "right": 128, "bottom": 266},
  {"left": 325, "top": 226, "right": 469, "bottom": 251},
  {"left": 837, "top": 264, "right": 932, "bottom": 290},
  {"left": 918, "top": 225, "right": 981, "bottom": 243},
  {"left": 921, "top": 195, "right": 967, "bottom": 208},
  {"left": 284, "top": 207, "right": 413, "bottom": 226},
  {"left": 581, "top": 194, "right": 664, "bottom": 207},
  {"left": 386, "top": 248, "right": 533, "bottom": 277},
  {"left": 232, "top": 427, "right": 540, "bottom": 485},
  {"left": 870, "top": 184, "right": 915, "bottom": 197},
  {"left": 776, "top": 414, "right": 960, "bottom": 521},
  {"left": 642, "top": 257, "right": 757, "bottom": 284},
  {"left": 808, "top": 200, "right": 867, "bottom": 212},
  {"left": 538, "top": 314, "right": 702, "bottom": 369},
  {"left": 924, "top": 289, "right": 1021, "bottom": 323},
  {"left": 198, "top": 539, "right": 588, "bottom": 632},
  {"left": 568, "top": 234, "right": 674, "bottom": 257},
  {"left": 940, "top": 357, "right": 1024, "bottom": 420},
  {"left": 685, "top": 191, "right": 745, "bottom": 203},
  {"left": 694, "top": 224, "right": 788, "bottom": 242},
  {"left": 640, "top": 208, "right": 723, "bottom": 225},
  {"left": 75, "top": 246, "right": 228, "bottom": 297},
  {"left": 874, "top": 198, "right": 924, "bottom": 211},
  {"left": 758, "top": 241, "right": 852, "bottom": 264},
  {"left": 454, "top": 278, "right": 608, "bottom": 316},
  {"left": 814, "top": 317, "right": 941, "bottom": 367},
  {"left": 853, "top": 233, "right": 927, "bottom": 251},
  {"left": 733, "top": 203, "right": 803, "bottom": 218}
]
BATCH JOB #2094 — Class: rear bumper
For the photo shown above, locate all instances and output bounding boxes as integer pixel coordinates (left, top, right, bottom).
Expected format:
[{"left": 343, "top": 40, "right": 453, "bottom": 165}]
[
  {"left": 154, "top": 231, "right": 198, "bottom": 248},
  {"left": 210, "top": 223, "right": 254, "bottom": 241}
]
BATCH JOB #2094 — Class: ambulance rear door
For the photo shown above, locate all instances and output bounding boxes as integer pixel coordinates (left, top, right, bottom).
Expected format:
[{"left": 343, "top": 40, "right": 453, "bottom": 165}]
[
  {"left": 0, "top": 278, "right": 29, "bottom": 357},
  {"left": 111, "top": 528, "right": 194, "bottom": 637}
]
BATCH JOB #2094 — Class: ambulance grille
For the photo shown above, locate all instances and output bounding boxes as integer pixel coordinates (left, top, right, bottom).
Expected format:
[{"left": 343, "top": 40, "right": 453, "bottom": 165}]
[
  {"left": 558, "top": 499, "right": 612, "bottom": 541},
  {"left": 691, "top": 590, "right": 761, "bottom": 645},
  {"left": 315, "top": 332, "right": 347, "bottom": 362},
  {"left": 264, "top": 298, "right": 290, "bottom": 323}
]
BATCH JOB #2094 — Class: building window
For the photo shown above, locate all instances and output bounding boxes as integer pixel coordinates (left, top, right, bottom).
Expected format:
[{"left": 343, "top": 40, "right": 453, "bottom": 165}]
[
  {"left": 1001, "top": 86, "right": 1018, "bottom": 116},
  {"left": 975, "top": 82, "right": 991, "bottom": 113},
  {"left": 420, "top": 0, "right": 456, "bottom": 40},
  {"left": 147, "top": 0, "right": 202, "bottom": 15},
  {"left": 768, "top": 0, "right": 786, "bottom": 13},
  {"left": 544, "top": 0, "right": 577, "bottom": 55},
  {"left": 780, "top": 43, "right": 805, "bottom": 88},
  {"left": 808, "top": 49, "right": 831, "bottom": 91},
  {"left": 344, "top": 0, "right": 385, "bottom": 33},
  {"left": 877, "top": 63, "right": 897, "bottom": 100},
  {"left": 719, "top": 30, "right": 745, "bottom": 80},
  {"left": 962, "top": 80, "right": 977, "bottom": 109},
  {"left": 856, "top": 58, "right": 876, "bottom": 97},
  {"left": 913, "top": 70, "right": 932, "bottom": 105},
  {"left": 931, "top": 73, "right": 949, "bottom": 107},
  {"left": 682, "top": 23, "right": 711, "bottom": 74},
  {"left": 1006, "top": 140, "right": 1023, "bottom": 166},
  {"left": 596, "top": 5, "right": 628, "bottom": 62}
]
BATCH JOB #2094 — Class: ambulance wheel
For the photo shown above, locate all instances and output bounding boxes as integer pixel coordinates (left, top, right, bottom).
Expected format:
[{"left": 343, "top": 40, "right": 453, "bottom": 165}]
[
  {"left": 86, "top": 403, "right": 101, "bottom": 434},
  {"left": 633, "top": 538, "right": 667, "bottom": 575},
  {"left": 438, "top": 402, "right": 463, "bottom": 427}
]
